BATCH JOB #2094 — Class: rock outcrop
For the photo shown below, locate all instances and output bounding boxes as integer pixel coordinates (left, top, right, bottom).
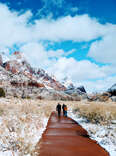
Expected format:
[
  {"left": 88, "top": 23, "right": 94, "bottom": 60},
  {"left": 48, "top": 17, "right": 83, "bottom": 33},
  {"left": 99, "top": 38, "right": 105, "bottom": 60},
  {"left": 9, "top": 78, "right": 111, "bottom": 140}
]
[
  {"left": 0, "top": 55, "right": 3, "bottom": 66},
  {"left": 77, "top": 86, "right": 86, "bottom": 94},
  {"left": 0, "top": 51, "right": 84, "bottom": 100},
  {"left": 2, "top": 51, "right": 66, "bottom": 91},
  {"left": 87, "top": 92, "right": 111, "bottom": 102},
  {"left": 111, "top": 96, "right": 116, "bottom": 102},
  {"left": 108, "top": 84, "right": 116, "bottom": 96}
]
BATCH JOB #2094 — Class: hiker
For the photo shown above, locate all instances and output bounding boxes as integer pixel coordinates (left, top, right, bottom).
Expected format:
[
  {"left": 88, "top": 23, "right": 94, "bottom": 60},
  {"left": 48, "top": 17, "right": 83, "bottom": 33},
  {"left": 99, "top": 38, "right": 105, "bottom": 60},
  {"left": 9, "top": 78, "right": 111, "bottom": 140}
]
[
  {"left": 62, "top": 104, "right": 66, "bottom": 116},
  {"left": 56, "top": 103, "right": 61, "bottom": 117},
  {"left": 62, "top": 104, "right": 67, "bottom": 117}
]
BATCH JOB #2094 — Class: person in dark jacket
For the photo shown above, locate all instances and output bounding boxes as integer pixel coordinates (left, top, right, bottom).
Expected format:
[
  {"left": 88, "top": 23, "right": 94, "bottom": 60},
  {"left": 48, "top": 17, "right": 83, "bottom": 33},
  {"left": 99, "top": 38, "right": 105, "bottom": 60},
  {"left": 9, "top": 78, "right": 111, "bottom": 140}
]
[{"left": 56, "top": 103, "right": 61, "bottom": 117}]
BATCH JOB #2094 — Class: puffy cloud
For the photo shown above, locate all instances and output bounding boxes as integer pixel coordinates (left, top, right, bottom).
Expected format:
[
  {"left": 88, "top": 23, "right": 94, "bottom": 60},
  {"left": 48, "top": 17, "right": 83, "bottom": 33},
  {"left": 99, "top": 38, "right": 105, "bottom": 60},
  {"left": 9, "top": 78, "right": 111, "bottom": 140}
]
[
  {"left": 88, "top": 27, "right": 116, "bottom": 64},
  {"left": 20, "top": 42, "right": 116, "bottom": 92},
  {"left": 0, "top": 2, "right": 113, "bottom": 49},
  {"left": 77, "top": 76, "right": 116, "bottom": 93},
  {"left": 20, "top": 42, "right": 116, "bottom": 82},
  {"left": 0, "top": 2, "right": 116, "bottom": 92},
  {"left": 47, "top": 49, "right": 75, "bottom": 58},
  {"left": 46, "top": 57, "right": 111, "bottom": 81},
  {"left": 20, "top": 42, "right": 75, "bottom": 69},
  {"left": 20, "top": 43, "right": 50, "bottom": 69},
  {"left": 33, "top": 15, "right": 109, "bottom": 42},
  {"left": 0, "top": 2, "right": 115, "bottom": 46},
  {"left": 0, "top": 3, "right": 33, "bottom": 47}
]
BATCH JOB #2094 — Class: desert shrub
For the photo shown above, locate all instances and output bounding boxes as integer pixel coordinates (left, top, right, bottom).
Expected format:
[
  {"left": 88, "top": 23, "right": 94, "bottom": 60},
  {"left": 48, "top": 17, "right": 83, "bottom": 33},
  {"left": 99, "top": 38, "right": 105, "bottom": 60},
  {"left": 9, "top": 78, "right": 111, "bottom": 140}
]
[
  {"left": 26, "top": 96, "right": 31, "bottom": 99},
  {"left": 14, "top": 93, "right": 18, "bottom": 98},
  {"left": 60, "top": 96, "right": 67, "bottom": 101},
  {"left": 73, "top": 108, "right": 80, "bottom": 113},
  {"left": 37, "top": 96, "right": 44, "bottom": 100},
  {"left": 21, "top": 95, "right": 31, "bottom": 99},
  {"left": 73, "top": 103, "right": 116, "bottom": 124},
  {"left": 0, "top": 88, "right": 5, "bottom": 97},
  {"left": 82, "top": 112, "right": 105, "bottom": 123}
]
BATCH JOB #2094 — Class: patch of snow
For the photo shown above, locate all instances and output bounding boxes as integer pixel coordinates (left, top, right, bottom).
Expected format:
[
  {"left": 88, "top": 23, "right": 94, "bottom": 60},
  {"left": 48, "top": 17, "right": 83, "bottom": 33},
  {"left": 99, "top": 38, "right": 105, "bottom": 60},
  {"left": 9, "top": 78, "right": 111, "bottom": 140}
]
[
  {"left": 0, "top": 99, "right": 49, "bottom": 156},
  {"left": 1, "top": 51, "right": 10, "bottom": 63},
  {"left": 0, "top": 151, "right": 18, "bottom": 156},
  {"left": 62, "top": 77, "right": 73, "bottom": 89},
  {"left": 45, "top": 85, "right": 53, "bottom": 90},
  {"left": 68, "top": 111, "right": 116, "bottom": 156}
]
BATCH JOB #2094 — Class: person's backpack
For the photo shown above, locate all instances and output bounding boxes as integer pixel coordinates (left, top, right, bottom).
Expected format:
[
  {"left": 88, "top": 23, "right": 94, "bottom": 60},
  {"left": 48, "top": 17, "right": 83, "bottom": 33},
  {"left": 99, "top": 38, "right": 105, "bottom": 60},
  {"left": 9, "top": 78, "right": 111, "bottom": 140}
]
[{"left": 64, "top": 106, "right": 67, "bottom": 111}]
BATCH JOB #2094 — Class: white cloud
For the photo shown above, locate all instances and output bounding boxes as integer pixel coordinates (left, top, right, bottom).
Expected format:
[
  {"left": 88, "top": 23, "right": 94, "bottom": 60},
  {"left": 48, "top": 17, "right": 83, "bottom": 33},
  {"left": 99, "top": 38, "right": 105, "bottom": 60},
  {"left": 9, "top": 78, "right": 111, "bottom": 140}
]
[
  {"left": 19, "top": 42, "right": 116, "bottom": 93},
  {"left": 20, "top": 42, "right": 116, "bottom": 83},
  {"left": 20, "top": 43, "right": 50, "bottom": 69},
  {"left": 88, "top": 28, "right": 116, "bottom": 64},
  {"left": 0, "top": 2, "right": 115, "bottom": 47},
  {"left": 47, "top": 49, "right": 75, "bottom": 58},
  {"left": 77, "top": 76, "right": 116, "bottom": 93},
  {"left": 46, "top": 57, "right": 111, "bottom": 81},
  {"left": 0, "top": 2, "right": 116, "bottom": 92},
  {"left": 33, "top": 15, "right": 110, "bottom": 42},
  {"left": 0, "top": 3, "right": 32, "bottom": 47},
  {"left": 20, "top": 42, "right": 75, "bottom": 69},
  {"left": 0, "top": 2, "right": 113, "bottom": 48}
]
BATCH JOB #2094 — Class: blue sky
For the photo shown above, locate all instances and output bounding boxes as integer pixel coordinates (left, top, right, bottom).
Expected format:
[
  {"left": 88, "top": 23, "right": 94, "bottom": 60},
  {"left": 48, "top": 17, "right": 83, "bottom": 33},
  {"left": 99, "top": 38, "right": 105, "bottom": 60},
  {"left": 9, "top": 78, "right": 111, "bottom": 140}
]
[
  {"left": 0, "top": 0, "right": 116, "bottom": 92},
  {"left": 1, "top": 0, "right": 116, "bottom": 23}
]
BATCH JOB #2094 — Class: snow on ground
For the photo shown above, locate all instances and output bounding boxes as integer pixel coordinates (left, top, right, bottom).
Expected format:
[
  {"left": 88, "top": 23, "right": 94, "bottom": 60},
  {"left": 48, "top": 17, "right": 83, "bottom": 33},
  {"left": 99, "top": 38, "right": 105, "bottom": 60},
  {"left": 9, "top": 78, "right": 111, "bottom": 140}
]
[
  {"left": 0, "top": 98, "right": 50, "bottom": 156},
  {"left": 0, "top": 98, "right": 77, "bottom": 156},
  {"left": 0, "top": 98, "right": 115, "bottom": 156},
  {"left": 68, "top": 110, "right": 116, "bottom": 156},
  {"left": 0, "top": 151, "right": 17, "bottom": 156}
]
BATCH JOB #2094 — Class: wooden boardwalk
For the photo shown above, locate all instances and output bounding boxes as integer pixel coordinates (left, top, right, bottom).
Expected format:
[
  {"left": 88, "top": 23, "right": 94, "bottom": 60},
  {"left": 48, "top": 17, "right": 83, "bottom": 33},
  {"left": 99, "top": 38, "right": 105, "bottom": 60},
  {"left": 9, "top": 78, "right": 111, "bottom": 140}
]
[{"left": 37, "top": 112, "right": 109, "bottom": 156}]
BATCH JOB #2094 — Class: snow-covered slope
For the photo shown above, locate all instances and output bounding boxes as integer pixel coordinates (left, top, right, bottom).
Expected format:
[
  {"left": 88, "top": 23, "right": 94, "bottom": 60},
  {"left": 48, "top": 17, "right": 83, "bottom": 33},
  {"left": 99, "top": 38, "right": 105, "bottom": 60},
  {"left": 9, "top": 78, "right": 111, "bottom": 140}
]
[
  {"left": 62, "top": 77, "right": 86, "bottom": 95},
  {"left": 108, "top": 84, "right": 116, "bottom": 96},
  {"left": 1, "top": 51, "right": 66, "bottom": 91},
  {"left": 0, "top": 51, "right": 88, "bottom": 100},
  {"left": 69, "top": 112, "right": 116, "bottom": 156}
]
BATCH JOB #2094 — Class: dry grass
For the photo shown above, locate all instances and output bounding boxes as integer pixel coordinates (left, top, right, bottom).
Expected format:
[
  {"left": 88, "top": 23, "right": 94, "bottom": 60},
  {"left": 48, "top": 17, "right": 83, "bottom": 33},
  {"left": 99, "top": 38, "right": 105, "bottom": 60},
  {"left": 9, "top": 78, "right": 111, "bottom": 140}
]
[
  {"left": 73, "top": 101, "right": 116, "bottom": 124},
  {"left": 0, "top": 98, "right": 77, "bottom": 155},
  {"left": 0, "top": 98, "right": 56, "bottom": 155},
  {"left": 0, "top": 98, "right": 115, "bottom": 155}
]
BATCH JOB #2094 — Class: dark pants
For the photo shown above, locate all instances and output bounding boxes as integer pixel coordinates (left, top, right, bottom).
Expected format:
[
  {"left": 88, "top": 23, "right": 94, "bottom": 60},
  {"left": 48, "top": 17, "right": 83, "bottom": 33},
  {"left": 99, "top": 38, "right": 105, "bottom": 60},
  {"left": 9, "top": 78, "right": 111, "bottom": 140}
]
[
  {"left": 63, "top": 110, "right": 65, "bottom": 116},
  {"left": 58, "top": 110, "right": 61, "bottom": 117},
  {"left": 64, "top": 111, "right": 67, "bottom": 117}
]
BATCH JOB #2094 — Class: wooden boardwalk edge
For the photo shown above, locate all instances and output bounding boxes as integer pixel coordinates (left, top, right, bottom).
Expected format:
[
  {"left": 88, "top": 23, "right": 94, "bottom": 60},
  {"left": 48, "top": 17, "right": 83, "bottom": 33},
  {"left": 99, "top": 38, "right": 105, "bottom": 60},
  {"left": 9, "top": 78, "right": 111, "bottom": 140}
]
[{"left": 36, "top": 111, "right": 109, "bottom": 156}]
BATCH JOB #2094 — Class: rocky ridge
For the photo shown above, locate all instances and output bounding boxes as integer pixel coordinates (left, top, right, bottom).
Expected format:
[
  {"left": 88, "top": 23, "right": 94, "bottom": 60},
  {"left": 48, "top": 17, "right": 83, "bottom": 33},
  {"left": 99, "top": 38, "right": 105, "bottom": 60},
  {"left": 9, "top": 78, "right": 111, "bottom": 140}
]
[
  {"left": 0, "top": 51, "right": 86, "bottom": 100},
  {"left": 87, "top": 84, "right": 116, "bottom": 102}
]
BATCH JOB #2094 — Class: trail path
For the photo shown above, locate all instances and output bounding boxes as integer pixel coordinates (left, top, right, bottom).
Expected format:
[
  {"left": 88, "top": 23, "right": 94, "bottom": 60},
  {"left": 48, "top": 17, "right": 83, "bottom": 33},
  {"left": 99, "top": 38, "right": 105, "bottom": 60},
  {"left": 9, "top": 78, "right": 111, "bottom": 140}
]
[{"left": 37, "top": 112, "right": 109, "bottom": 156}]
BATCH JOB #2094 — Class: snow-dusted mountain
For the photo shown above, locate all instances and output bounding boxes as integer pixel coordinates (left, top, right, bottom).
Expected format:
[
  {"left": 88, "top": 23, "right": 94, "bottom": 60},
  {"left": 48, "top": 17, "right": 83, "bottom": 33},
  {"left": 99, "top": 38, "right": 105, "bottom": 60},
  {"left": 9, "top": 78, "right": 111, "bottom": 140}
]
[
  {"left": 62, "top": 77, "right": 86, "bottom": 95},
  {"left": 108, "top": 84, "right": 116, "bottom": 96},
  {"left": 0, "top": 51, "right": 87, "bottom": 100},
  {"left": 1, "top": 51, "right": 66, "bottom": 91}
]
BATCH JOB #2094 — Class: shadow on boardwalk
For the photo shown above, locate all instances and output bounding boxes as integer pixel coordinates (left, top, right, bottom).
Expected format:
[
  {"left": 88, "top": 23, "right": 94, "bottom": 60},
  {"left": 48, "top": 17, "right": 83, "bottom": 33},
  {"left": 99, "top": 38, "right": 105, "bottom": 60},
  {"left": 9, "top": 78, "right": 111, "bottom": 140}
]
[{"left": 36, "top": 111, "right": 109, "bottom": 156}]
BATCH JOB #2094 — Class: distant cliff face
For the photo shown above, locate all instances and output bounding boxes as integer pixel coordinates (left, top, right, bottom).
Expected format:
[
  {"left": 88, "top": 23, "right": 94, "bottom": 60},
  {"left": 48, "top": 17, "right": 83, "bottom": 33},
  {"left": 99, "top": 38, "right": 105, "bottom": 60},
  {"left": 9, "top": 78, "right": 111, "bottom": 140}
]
[
  {"left": 108, "top": 84, "right": 116, "bottom": 96},
  {"left": 0, "top": 55, "right": 3, "bottom": 66},
  {"left": 62, "top": 78, "right": 87, "bottom": 95},
  {"left": 0, "top": 51, "right": 87, "bottom": 100},
  {"left": 1, "top": 51, "right": 66, "bottom": 91}
]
